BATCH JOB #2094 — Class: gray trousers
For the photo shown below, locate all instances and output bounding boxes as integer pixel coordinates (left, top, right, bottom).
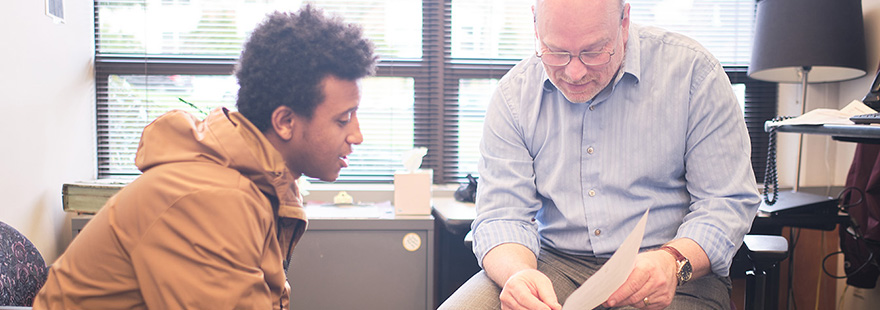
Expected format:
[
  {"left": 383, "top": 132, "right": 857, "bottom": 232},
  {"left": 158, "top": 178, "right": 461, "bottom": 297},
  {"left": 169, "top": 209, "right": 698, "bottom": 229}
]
[{"left": 439, "top": 247, "right": 731, "bottom": 310}]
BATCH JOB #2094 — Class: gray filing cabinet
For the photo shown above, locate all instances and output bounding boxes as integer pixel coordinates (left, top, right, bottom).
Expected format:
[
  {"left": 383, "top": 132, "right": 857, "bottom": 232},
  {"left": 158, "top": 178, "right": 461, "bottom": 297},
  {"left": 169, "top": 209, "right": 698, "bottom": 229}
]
[{"left": 287, "top": 210, "right": 435, "bottom": 310}]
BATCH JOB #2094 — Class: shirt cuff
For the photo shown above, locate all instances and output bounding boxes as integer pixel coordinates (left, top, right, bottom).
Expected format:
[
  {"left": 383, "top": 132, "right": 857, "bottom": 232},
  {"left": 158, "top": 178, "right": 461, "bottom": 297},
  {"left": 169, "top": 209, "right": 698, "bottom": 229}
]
[
  {"left": 677, "top": 223, "right": 736, "bottom": 277},
  {"left": 472, "top": 219, "right": 541, "bottom": 268}
]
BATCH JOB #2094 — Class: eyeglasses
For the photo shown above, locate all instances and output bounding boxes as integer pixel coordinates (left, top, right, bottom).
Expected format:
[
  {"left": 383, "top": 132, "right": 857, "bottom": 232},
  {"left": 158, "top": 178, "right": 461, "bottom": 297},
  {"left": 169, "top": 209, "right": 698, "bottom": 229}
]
[
  {"left": 536, "top": 27, "right": 621, "bottom": 67},
  {"left": 537, "top": 49, "right": 615, "bottom": 67}
]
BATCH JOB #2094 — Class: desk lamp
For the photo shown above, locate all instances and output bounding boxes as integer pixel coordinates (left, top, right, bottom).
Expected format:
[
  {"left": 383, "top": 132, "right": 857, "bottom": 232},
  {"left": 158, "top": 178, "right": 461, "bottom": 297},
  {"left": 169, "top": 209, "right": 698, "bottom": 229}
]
[{"left": 749, "top": 0, "right": 867, "bottom": 196}]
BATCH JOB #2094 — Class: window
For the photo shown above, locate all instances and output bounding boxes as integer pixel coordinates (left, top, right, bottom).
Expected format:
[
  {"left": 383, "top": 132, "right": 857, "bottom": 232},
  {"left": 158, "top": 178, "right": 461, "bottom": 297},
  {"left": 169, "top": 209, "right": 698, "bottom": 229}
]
[{"left": 95, "top": 0, "right": 776, "bottom": 184}]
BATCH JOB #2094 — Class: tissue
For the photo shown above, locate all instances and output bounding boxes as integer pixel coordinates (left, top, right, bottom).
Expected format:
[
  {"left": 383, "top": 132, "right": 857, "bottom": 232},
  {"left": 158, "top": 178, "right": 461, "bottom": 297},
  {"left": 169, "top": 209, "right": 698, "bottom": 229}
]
[
  {"left": 394, "top": 147, "right": 432, "bottom": 215},
  {"left": 401, "top": 147, "right": 428, "bottom": 172}
]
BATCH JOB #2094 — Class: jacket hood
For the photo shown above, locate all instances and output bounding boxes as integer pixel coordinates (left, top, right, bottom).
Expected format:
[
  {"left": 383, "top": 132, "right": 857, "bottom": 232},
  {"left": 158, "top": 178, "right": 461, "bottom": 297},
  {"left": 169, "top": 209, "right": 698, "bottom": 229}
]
[{"left": 135, "top": 108, "right": 307, "bottom": 222}]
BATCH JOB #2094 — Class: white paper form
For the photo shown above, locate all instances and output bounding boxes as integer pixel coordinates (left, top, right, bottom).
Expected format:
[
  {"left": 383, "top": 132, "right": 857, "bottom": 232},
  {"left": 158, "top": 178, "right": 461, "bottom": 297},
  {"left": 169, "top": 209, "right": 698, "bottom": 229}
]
[
  {"left": 562, "top": 209, "right": 649, "bottom": 310},
  {"left": 304, "top": 201, "right": 395, "bottom": 219}
]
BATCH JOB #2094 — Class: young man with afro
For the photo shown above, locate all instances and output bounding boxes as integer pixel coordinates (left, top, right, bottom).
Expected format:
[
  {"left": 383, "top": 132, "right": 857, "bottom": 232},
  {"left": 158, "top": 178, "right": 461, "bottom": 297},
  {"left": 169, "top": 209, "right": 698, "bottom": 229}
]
[{"left": 34, "top": 5, "right": 376, "bottom": 309}]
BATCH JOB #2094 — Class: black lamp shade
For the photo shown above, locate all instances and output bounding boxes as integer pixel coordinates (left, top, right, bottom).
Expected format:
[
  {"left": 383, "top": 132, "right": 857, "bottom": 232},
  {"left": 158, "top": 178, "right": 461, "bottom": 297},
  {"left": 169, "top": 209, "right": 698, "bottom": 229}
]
[{"left": 748, "top": 0, "right": 867, "bottom": 83}]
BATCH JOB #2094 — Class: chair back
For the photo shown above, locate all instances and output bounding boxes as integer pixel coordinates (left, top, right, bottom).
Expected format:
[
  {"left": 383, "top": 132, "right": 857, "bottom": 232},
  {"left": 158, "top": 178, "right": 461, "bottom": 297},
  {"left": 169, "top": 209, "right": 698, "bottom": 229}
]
[{"left": 0, "top": 222, "right": 48, "bottom": 307}]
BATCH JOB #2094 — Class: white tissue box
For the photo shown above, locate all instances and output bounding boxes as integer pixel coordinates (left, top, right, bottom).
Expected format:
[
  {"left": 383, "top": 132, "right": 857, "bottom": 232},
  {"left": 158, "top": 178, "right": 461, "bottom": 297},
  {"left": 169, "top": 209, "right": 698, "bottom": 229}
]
[{"left": 393, "top": 169, "right": 433, "bottom": 215}]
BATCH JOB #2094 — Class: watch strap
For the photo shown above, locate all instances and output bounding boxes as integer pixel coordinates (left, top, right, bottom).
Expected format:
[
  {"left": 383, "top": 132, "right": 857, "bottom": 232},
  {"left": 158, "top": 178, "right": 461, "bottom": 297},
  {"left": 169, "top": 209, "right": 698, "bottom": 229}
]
[{"left": 660, "top": 245, "right": 686, "bottom": 262}]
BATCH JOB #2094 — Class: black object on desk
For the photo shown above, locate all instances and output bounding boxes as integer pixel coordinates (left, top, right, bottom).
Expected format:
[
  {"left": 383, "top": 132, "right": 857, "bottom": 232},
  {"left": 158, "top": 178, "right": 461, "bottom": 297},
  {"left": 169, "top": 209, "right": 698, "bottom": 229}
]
[
  {"left": 752, "top": 191, "right": 848, "bottom": 234},
  {"left": 759, "top": 191, "right": 838, "bottom": 217},
  {"left": 850, "top": 112, "right": 880, "bottom": 124},
  {"left": 757, "top": 191, "right": 843, "bottom": 232},
  {"left": 860, "top": 69, "right": 880, "bottom": 110}
]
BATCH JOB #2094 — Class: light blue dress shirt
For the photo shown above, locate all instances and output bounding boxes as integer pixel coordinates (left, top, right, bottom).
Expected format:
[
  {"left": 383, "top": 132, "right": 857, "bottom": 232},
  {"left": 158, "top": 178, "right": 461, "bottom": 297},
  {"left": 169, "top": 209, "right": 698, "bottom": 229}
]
[{"left": 472, "top": 24, "right": 761, "bottom": 277}]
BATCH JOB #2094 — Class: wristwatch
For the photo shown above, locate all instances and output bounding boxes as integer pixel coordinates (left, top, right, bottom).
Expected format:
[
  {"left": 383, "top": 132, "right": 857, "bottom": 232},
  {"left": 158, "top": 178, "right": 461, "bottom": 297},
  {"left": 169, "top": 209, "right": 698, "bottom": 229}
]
[{"left": 660, "top": 245, "right": 692, "bottom": 286}]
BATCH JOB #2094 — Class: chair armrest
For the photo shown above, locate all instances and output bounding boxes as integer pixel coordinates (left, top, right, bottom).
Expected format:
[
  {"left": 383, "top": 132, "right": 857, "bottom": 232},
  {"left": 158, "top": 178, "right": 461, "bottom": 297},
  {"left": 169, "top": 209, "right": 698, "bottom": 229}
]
[
  {"left": 464, "top": 230, "right": 474, "bottom": 249},
  {"left": 743, "top": 235, "right": 789, "bottom": 264}
]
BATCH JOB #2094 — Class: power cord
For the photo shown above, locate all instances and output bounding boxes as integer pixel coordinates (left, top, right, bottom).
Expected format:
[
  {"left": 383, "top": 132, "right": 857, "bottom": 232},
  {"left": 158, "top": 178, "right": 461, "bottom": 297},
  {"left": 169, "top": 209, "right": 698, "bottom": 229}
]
[{"left": 823, "top": 251, "right": 875, "bottom": 280}]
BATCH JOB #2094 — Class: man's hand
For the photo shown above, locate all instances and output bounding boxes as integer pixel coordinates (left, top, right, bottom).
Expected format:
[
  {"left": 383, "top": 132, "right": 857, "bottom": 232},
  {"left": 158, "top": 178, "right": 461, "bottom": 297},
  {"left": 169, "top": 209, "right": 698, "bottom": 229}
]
[
  {"left": 483, "top": 243, "right": 562, "bottom": 310},
  {"left": 602, "top": 250, "right": 678, "bottom": 309},
  {"left": 499, "top": 269, "right": 562, "bottom": 310}
]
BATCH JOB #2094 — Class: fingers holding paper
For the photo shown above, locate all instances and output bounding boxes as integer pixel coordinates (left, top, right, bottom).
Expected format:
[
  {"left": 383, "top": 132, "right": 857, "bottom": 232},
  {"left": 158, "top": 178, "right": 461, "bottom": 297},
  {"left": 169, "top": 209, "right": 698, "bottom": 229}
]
[
  {"left": 602, "top": 250, "right": 678, "bottom": 309},
  {"left": 499, "top": 269, "right": 563, "bottom": 310}
]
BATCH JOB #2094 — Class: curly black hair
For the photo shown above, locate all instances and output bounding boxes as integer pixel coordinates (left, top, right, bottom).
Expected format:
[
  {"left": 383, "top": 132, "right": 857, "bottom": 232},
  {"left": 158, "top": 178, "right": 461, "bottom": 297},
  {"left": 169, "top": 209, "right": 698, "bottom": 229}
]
[{"left": 235, "top": 4, "right": 377, "bottom": 131}]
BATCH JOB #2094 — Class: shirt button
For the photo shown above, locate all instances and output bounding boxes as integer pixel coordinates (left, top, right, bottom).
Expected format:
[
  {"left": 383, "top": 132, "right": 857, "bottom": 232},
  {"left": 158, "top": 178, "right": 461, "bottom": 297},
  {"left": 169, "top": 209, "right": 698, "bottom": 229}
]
[
  {"left": 594, "top": 229, "right": 601, "bottom": 236},
  {"left": 589, "top": 105, "right": 595, "bottom": 111},
  {"left": 587, "top": 147, "right": 594, "bottom": 154},
  {"left": 588, "top": 189, "right": 596, "bottom": 197}
]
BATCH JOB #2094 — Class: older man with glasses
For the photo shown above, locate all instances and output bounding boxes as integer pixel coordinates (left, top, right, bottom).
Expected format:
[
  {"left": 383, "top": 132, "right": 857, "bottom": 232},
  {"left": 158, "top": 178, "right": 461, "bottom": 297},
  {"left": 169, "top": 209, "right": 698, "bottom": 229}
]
[{"left": 440, "top": 0, "right": 759, "bottom": 309}]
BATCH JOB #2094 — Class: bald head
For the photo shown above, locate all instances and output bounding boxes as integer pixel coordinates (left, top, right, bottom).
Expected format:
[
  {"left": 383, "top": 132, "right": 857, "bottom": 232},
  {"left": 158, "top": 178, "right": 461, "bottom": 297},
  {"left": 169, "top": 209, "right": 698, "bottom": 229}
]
[
  {"left": 535, "top": 0, "right": 625, "bottom": 9},
  {"left": 534, "top": 0, "right": 624, "bottom": 37}
]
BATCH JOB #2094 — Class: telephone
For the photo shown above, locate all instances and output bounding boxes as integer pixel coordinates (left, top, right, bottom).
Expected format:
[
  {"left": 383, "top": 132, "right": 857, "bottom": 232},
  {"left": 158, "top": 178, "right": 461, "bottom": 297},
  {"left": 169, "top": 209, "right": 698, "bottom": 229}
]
[
  {"left": 862, "top": 69, "right": 880, "bottom": 110},
  {"left": 762, "top": 116, "right": 790, "bottom": 206}
]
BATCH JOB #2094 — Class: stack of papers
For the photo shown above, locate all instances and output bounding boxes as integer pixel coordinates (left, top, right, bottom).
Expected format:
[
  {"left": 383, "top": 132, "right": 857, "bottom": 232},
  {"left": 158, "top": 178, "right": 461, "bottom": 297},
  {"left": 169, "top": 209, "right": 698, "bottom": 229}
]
[
  {"left": 766, "top": 100, "right": 877, "bottom": 127},
  {"left": 304, "top": 201, "right": 394, "bottom": 219}
]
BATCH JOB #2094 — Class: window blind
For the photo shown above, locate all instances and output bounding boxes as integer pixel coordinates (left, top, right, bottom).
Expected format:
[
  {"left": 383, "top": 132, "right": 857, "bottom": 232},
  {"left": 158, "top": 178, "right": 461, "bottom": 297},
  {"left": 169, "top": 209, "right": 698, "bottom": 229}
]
[{"left": 95, "top": 0, "right": 776, "bottom": 184}]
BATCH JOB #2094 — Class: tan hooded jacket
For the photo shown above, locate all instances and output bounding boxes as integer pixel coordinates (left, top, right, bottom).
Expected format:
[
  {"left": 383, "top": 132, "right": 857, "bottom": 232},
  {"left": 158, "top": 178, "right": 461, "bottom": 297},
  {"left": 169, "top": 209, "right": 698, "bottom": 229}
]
[{"left": 35, "top": 108, "right": 307, "bottom": 309}]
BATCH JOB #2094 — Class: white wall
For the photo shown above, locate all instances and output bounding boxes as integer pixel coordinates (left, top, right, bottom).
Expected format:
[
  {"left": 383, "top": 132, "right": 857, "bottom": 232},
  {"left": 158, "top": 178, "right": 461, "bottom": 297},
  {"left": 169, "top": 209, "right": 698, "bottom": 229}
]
[{"left": 0, "top": 1, "right": 95, "bottom": 262}]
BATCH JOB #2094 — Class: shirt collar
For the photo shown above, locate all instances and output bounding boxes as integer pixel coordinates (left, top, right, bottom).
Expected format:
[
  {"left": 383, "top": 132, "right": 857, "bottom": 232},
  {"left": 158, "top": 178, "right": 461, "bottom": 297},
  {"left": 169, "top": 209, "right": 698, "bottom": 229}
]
[{"left": 621, "top": 23, "right": 641, "bottom": 84}]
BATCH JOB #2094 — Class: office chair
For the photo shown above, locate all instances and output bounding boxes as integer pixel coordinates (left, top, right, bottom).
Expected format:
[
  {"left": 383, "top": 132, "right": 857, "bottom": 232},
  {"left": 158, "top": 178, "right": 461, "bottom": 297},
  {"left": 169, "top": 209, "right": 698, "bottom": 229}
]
[
  {"left": 739, "top": 234, "right": 789, "bottom": 310},
  {"left": 0, "top": 221, "right": 48, "bottom": 307},
  {"left": 463, "top": 232, "right": 789, "bottom": 309}
]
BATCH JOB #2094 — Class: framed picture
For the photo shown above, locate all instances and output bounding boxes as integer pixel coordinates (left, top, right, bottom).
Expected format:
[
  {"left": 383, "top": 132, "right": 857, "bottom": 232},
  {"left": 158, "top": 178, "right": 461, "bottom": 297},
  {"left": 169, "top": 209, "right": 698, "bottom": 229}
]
[{"left": 46, "top": 0, "right": 64, "bottom": 23}]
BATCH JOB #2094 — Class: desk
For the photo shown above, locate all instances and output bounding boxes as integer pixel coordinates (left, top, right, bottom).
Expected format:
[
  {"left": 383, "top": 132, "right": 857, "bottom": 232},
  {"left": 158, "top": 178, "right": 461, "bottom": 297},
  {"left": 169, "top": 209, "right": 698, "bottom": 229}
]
[
  {"left": 433, "top": 198, "right": 477, "bottom": 235},
  {"left": 432, "top": 198, "right": 480, "bottom": 305},
  {"left": 761, "top": 122, "right": 868, "bottom": 309},
  {"left": 759, "top": 123, "right": 865, "bottom": 233},
  {"left": 766, "top": 123, "right": 880, "bottom": 144}
]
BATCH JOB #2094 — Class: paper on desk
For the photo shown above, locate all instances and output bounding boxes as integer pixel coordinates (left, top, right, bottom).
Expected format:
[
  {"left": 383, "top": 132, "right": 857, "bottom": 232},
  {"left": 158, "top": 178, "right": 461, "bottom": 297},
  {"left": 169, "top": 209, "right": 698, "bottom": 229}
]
[
  {"left": 767, "top": 100, "right": 877, "bottom": 127},
  {"left": 562, "top": 209, "right": 649, "bottom": 310},
  {"left": 304, "top": 201, "right": 394, "bottom": 219}
]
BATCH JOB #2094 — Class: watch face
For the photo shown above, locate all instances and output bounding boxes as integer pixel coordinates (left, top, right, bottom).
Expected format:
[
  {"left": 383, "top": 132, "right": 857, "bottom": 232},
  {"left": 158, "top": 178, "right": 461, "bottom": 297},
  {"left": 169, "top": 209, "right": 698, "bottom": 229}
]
[{"left": 679, "top": 261, "right": 693, "bottom": 283}]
